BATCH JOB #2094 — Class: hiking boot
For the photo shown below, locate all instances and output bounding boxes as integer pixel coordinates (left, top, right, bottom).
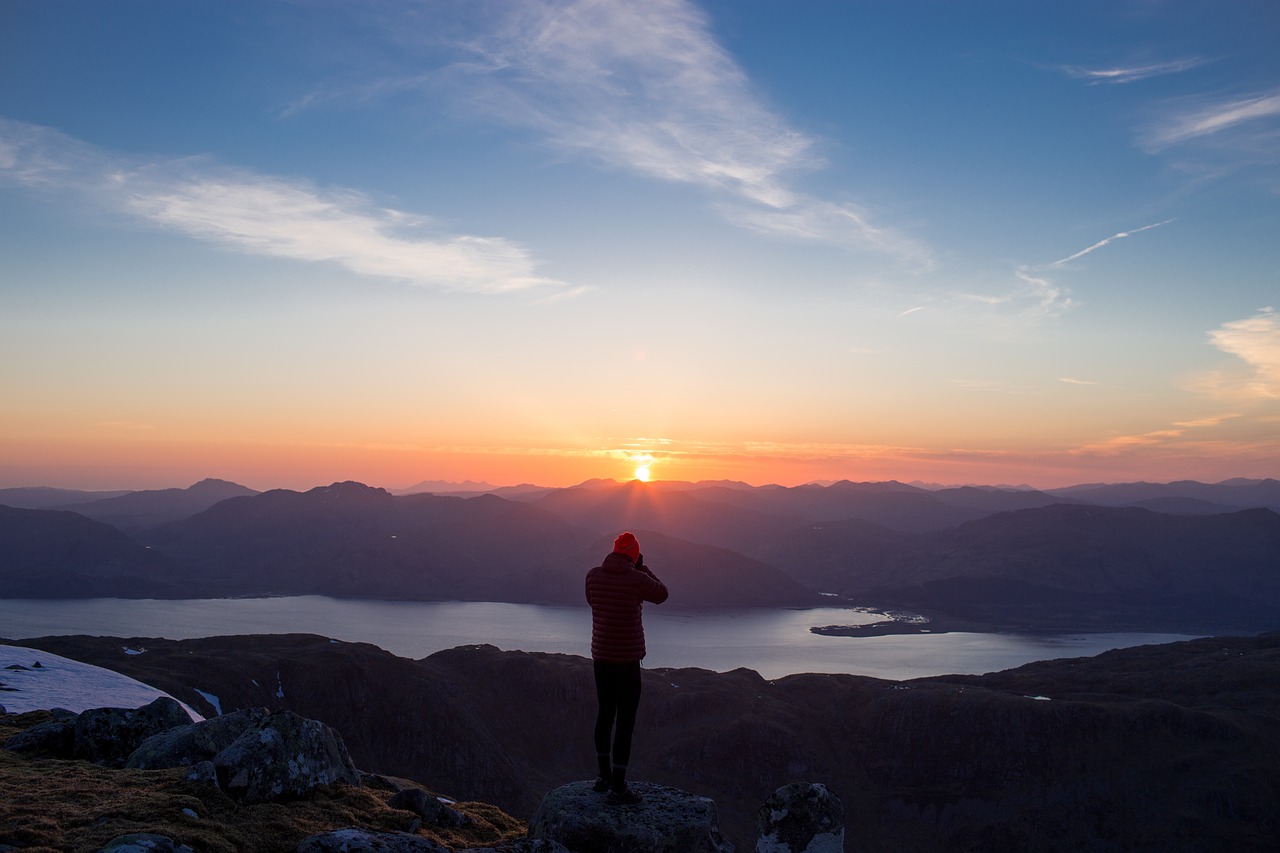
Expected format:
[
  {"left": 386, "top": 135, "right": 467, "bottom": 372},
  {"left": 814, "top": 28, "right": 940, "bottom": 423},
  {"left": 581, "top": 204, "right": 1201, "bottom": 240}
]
[{"left": 606, "top": 785, "right": 642, "bottom": 806}]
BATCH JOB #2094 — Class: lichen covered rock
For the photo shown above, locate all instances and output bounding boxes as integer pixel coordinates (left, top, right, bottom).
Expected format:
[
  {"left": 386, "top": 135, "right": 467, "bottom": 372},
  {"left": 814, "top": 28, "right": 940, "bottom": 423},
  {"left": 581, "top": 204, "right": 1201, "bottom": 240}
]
[
  {"left": 95, "top": 833, "right": 196, "bottom": 852},
  {"left": 295, "top": 827, "right": 449, "bottom": 852},
  {"left": 126, "top": 707, "right": 271, "bottom": 769},
  {"left": 74, "top": 698, "right": 193, "bottom": 767},
  {"left": 211, "top": 709, "right": 360, "bottom": 802},
  {"left": 529, "top": 780, "right": 733, "bottom": 853},
  {"left": 755, "top": 783, "right": 843, "bottom": 853}
]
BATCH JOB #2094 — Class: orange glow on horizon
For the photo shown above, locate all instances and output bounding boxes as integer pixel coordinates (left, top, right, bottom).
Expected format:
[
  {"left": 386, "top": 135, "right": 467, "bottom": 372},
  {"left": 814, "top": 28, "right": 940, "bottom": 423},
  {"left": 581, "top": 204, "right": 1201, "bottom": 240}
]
[{"left": 3, "top": 429, "right": 1278, "bottom": 492}]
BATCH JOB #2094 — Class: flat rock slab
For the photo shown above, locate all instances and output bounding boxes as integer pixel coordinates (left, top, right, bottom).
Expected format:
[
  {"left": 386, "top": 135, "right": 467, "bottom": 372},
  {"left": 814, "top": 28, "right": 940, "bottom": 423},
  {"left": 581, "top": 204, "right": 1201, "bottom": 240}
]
[{"left": 529, "top": 781, "right": 733, "bottom": 853}]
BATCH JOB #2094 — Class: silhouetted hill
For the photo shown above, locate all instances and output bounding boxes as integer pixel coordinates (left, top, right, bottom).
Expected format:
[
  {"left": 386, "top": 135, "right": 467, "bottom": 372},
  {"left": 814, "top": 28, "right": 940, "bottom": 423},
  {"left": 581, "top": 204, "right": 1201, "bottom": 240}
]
[
  {"left": 0, "top": 486, "right": 133, "bottom": 509},
  {"left": 1046, "top": 477, "right": 1280, "bottom": 512},
  {"left": 52, "top": 478, "right": 259, "bottom": 533},
  {"left": 529, "top": 480, "right": 806, "bottom": 553},
  {"left": 393, "top": 478, "right": 498, "bottom": 495},
  {"left": 12, "top": 631, "right": 1278, "bottom": 851},
  {"left": 0, "top": 506, "right": 183, "bottom": 597},
  {"left": 142, "top": 481, "right": 599, "bottom": 599},
  {"left": 819, "top": 504, "right": 1280, "bottom": 632},
  {"left": 590, "top": 479, "right": 1069, "bottom": 536},
  {"left": 509, "top": 529, "right": 819, "bottom": 607}
]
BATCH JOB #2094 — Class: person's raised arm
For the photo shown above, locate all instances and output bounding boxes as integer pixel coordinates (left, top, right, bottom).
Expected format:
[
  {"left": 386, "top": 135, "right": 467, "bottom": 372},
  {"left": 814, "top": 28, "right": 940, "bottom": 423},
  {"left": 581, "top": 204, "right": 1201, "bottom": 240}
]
[{"left": 635, "top": 555, "right": 668, "bottom": 604}]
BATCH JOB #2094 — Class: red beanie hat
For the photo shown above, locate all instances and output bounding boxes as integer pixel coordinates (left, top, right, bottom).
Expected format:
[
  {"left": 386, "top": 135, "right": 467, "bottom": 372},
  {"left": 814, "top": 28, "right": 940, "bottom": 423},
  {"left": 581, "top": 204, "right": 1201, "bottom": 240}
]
[{"left": 613, "top": 532, "right": 641, "bottom": 562}]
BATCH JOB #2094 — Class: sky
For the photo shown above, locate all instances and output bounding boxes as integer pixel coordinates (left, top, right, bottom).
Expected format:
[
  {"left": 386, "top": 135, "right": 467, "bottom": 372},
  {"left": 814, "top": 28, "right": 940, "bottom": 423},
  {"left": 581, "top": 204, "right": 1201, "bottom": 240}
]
[{"left": 2, "top": 0, "right": 1278, "bottom": 492}]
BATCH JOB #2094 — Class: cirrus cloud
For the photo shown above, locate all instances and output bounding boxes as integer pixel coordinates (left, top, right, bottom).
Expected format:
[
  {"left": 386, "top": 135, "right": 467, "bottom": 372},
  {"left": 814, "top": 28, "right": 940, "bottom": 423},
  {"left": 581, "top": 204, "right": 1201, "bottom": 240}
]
[
  {"left": 1191, "top": 307, "right": 1280, "bottom": 400},
  {"left": 0, "top": 118, "right": 568, "bottom": 295}
]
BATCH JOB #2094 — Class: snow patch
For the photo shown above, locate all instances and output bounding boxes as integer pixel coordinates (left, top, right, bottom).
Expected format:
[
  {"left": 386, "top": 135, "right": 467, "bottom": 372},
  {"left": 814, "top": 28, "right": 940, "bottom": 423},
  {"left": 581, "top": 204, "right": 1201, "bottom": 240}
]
[
  {"left": 275, "top": 670, "right": 285, "bottom": 699},
  {"left": 122, "top": 646, "right": 145, "bottom": 655},
  {"left": 0, "top": 644, "right": 203, "bottom": 720},
  {"left": 194, "top": 688, "right": 223, "bottom": 716}
]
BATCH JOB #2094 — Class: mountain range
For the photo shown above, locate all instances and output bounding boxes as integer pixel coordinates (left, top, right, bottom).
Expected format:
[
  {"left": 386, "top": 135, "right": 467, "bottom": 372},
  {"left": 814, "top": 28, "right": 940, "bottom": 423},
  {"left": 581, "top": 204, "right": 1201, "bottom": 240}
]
[{"left": 2, "top": 477, "right": 1279, "bottom": 632}]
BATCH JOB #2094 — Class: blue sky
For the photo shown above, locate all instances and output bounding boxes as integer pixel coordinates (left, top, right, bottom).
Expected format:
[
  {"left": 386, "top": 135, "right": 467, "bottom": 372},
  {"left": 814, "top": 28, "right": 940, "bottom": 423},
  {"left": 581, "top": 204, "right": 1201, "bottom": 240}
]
[{"left": 2, "top": 0, "right": 1278, "bottom": 490}]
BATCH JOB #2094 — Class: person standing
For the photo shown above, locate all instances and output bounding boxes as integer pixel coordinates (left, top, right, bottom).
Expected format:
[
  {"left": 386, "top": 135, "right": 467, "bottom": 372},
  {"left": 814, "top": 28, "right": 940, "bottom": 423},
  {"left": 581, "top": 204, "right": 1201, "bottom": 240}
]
[{"left": 585, "top": 531, "right": 669, "bottom": 805}]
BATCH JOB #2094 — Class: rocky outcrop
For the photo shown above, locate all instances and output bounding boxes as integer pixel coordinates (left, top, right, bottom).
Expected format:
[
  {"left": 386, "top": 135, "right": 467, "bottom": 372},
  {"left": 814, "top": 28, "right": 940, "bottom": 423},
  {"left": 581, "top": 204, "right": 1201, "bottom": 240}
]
[
  {"left": 6, "top": 701, "right": 362, "bottom": 806},
  {"left": 126, "top": 707, "right": 271, "bottom": 768},
  {"left": 96, "top": 833, "right": 196, "bottom": 852},
  {"left": 529, "top": 780, "right": 733, "bottom": 853},
  {"left": 755, "top": 784, "right": 843, "bottom": 853},
  {"left": 460, "top": 841, "right": 570, "bottom": 853},
  {"left": 3, "top": 706, "right": 77, "bottom": 754},
  {"left": 3, "top": 698, "right": 192, "bottom": 768},
  {"left": 295, "top": 828, "right": 449, "bottom": 852},
  {"left": 209, "top": 709, "right": 360, "bottom": 802},
  {"left": 74, "top": 697, "right": 194, "bottom": 767}
]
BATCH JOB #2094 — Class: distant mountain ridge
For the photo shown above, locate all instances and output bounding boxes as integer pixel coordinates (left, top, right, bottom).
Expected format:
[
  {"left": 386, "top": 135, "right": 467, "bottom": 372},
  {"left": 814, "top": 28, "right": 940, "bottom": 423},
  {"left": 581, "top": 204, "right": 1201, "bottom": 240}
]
[
  {"left": 2, "top": 476, "right": 1279, "bottom": 631},
  {"left": 49, "top": 478, "right": 260, "bottom": 533}
]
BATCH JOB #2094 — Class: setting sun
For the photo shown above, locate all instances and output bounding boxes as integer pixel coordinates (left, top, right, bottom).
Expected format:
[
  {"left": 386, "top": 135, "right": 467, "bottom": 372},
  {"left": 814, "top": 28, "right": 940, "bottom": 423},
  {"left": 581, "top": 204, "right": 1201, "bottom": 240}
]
[{"left": 634, "top": 465, "right": 651, "bottom": 482}]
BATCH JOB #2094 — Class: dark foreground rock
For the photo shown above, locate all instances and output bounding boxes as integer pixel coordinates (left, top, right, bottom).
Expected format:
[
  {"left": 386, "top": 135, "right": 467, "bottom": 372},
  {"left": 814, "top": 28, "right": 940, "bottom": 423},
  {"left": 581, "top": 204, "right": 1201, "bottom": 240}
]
[
  {"left": 296, "top": 828, "right": 449, "bottom": 852},
  {"left": 3, "top": 697, "right": 193, "bottom": 768},
  {"left": 461, "top": 841, "right": 570, "bottom": 853},
  {"left": 96, "top": 833, "right": 196, "bottom": 852},
  {"left": 210, "top": 709, "right": 361, "bottom": 802},
  {"left": 756, "top": 783, "right": 843, "bottom": 853},
  {"left": 6, "top": 702, "right": 362, "bottom": 805},
  {"left": 127, "top": 706, "right": 271, "bottom": 768},
  {"left": 529, "top": 780, "right": 733, "bottom": 853}
]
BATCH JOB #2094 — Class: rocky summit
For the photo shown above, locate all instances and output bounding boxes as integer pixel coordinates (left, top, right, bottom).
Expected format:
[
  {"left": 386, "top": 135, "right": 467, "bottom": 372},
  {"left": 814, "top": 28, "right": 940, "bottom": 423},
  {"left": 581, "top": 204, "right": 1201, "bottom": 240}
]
[
  {"left": 2, "top": 694, "right": 836, "bottom": 853},
  {"left": 530, "top": 780, "right": 732, "bottom": 853}
]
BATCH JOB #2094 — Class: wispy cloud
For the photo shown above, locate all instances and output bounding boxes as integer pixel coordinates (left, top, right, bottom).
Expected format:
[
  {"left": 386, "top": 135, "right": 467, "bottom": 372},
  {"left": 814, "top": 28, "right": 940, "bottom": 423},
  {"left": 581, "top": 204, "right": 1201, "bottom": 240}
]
[
  {"left": 1050, "top": 219, "right": 1174, "bottom": 267},
  {"left": 1190, "top": 307, "right": 1280, "bottom": 400},
  {"left": 1058, "top": 57, "right": 1208, "bottom": 85},
  {"left": 1145, "top": 90, "right": 1280, "bottom": 149},
  {"left": 400, "top": 0, "right": 929, "bottom": 262},
  {"left": 0, "top": 118, "right": 569, "bottom": 295},
  {"left": 1059, "top": 377, "right": 1099, "bottom": 386},
  {"left": 1172, "top": 413, "right": 1239, "bottom": 428}
]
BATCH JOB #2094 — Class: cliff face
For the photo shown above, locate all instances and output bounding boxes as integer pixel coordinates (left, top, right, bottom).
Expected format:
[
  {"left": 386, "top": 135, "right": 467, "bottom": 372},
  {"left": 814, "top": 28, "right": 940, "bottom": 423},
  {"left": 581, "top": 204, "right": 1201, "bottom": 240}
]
[{"left": 11, "top": 631, "right": 1280, "bottom": 851}]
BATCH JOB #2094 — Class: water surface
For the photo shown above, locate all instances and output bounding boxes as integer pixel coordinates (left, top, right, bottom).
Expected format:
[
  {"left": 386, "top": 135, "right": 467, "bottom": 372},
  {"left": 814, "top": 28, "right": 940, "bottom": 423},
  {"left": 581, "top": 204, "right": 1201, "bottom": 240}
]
[{"left": 0, "top": 597, "right": 1199, "bottom": 681}]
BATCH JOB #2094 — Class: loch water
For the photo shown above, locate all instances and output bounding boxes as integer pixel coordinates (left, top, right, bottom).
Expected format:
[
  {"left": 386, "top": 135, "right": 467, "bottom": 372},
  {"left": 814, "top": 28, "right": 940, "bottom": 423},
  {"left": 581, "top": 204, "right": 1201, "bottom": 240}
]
[{"left": 0, "top": 596, "right": 1199, "bottom": 681}]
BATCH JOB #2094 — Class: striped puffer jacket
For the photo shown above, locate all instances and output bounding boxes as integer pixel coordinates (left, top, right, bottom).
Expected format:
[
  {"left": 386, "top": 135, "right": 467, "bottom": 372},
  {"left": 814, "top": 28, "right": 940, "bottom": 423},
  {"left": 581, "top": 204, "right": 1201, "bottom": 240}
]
[{"left": 585, "top": 552, "right": 669, "bottom": 662}]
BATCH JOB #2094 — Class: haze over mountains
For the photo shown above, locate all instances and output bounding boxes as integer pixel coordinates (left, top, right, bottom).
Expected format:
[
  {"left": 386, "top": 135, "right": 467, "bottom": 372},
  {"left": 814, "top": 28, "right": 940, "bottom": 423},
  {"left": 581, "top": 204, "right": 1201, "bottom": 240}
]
[{"left": 2, "top": 476, "right": 1279, "bottom": 632}]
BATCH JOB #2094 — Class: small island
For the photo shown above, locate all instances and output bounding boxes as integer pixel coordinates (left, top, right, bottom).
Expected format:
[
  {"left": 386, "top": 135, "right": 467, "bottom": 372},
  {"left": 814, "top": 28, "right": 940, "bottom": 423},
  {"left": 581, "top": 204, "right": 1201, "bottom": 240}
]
[{"left": 810, "top": 609, "right": 1007, "bottom": 637}]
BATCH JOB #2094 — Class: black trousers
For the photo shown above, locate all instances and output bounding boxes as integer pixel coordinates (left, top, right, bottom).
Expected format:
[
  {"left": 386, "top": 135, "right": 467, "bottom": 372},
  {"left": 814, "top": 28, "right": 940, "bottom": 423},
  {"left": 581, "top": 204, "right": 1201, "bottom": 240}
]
[{"left": 593, "top": 660, "right": 642, "bottom": 768}]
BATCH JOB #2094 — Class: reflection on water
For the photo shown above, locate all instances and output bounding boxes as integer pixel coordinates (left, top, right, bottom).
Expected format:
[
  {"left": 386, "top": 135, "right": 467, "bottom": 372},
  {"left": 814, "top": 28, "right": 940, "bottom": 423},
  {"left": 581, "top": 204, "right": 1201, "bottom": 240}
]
[{"left": 0, "top": 597, "right": 1200, "bottom": 681}]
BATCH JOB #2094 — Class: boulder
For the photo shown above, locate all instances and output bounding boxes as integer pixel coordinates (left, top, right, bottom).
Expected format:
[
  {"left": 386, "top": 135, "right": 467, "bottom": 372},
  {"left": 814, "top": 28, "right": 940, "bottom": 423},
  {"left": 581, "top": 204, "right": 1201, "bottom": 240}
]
[
  {"left": 74, "top": 698, "right": 193, "bottom": 767},
  {"left": 755, "top": 783, "right": 843, "bottom": 853},
  {"left": 126, "top": 707, "right": 271, "bottom": 769},
  {"left": 211, "top": 709, "right": 360, "bottom": 802},
  {"left": 387, "top": 787, "right": 443, "bottom": 824},
  {"left": 3, "top": 708, "right": 78, "bottom": 756},
  {"left": 529, "top": 780, "right": 734, "bottom": 853},
  {"left": 95, "top": 833, "right": 196, "bottom": 852},
  {"left": 461, "top": 841, "right": 570, "bottom": 853},
  {"left": 183, "top": 760, "right": 218, "bottom": 786},
  {"left": 295, "top": 828, "right": 449, "bottom": 852}
]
